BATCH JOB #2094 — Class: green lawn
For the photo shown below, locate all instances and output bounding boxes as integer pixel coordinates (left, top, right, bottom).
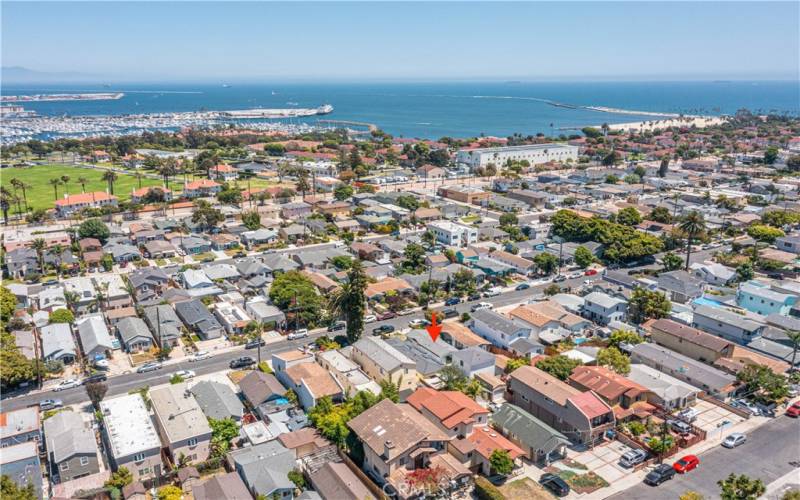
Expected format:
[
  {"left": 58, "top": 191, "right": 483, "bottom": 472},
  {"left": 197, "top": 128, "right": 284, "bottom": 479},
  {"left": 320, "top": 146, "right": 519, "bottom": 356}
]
[{"left": 2, "top": 164, "right": 178, "bottom": 214}]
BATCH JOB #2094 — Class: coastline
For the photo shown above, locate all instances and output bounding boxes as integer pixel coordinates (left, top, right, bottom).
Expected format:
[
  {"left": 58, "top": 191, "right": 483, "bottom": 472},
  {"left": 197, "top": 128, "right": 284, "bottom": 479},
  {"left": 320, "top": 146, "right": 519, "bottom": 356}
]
[{"left": 605, "top": 115, "right": 727, "bottom": 132}]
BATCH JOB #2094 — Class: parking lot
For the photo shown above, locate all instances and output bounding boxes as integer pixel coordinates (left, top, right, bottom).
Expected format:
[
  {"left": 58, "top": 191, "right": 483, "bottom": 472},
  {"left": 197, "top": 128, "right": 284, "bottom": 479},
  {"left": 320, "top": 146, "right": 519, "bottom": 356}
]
[{"left": 690, "top": 399, "right": 746, "bottom": 433}]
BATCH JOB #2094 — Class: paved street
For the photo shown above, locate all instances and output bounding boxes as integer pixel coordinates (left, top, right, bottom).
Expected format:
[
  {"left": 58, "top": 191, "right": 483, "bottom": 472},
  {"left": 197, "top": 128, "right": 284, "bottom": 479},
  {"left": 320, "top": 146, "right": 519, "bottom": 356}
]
[
  {"left": 608, "top": 415, "right": 800, "bottom": 499},
  {"left": 1, "top": 273, "right": 591, "bottom": 412}
]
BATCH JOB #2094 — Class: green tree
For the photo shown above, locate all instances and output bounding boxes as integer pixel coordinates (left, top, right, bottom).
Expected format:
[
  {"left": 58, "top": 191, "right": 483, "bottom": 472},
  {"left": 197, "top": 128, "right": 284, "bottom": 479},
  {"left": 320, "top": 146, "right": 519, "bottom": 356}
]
[
  {"left": 379, "top": 378, "right": 400, "bottom": 403},
  {"left": 1, "top": 333, "right": 40, "bottom": 387},
  {"left": 662, "top": 252, "right": 684, "bottom": 271},
  {"left": 1, "top": 475, "right": 37, "bottom": 500},
  {"left": 608, "top": 329, "right": 643, "bottom": 349},
  {"left": 78, "top": 218, "right": 111, "bottom": 242},
  {"left": 628, "top": 288, "right": 671, "bottom": 324},
  {"left": 85, "top": 381, "right": 108, "bottom": 410},
  {"left": 0, "top": 286, "right": 15, "bottom": 322},
  {"left": 191, "top": 199, "right": 224, "bottom": 232},
  {"left": 736, "top": 262, "right": 754, "bottom": 282},
  {"left": 402, "top": 242, "right": 426, "bottom": 273},
  {"left": 658, "top": 157, "right": 670, "bottom": 177},
  {"left": 49, "top": 309, "right": 75, "bottom": 324},
  {"left": 544, "top": 284, "right": 561, "bottom": 296},
  {"left": 533, "top": 252, "right": 559, "bottom": 275},
  {"left": 736, "top": 364, "right": 789, "bottom": 404},
  {"left": 489, "top": 449, "right": 514, "bottom": 476},
  {"left": 505, "top": 356, "right": 530, "bottom": 374},
  {"left": 269, "top": 271, "right": 324, "bottom": 327},
  {"left": 617, "top": 207, "right": 642, "bottom": 226},
  {"left": 157, "top": 485, "right": 183, "bottom": 500},
  {"left": 535, "top": 355, "right": 582, "bottom": 381},
  {"left": 333, "top": 184, "right": 354, "bottom": 201},
  {"left": 649, "top": 207, "right": 673, "bottom": 224},
  {"left": 438, "top": 365, "right": 468, "bottom": 391},
  {"left": 781, "top": 489, "right": 800, "bottom": 500},
  {"left": 101, "top": 170, "right": 118, "bottom": 195},
  {"left": 499, "top": 212, "right": 519, "bottom": 228},
  {"left": 626, "top": 421, "right": 646, "bottom": 437},
  {"left": 241, "top": 210, "right": 261, "bottom": 230},
  {"left": 679, "top": 211, "right": 707, "bottom": 270},
  {"left": 574, "top": 245, "right": 594, "bottom": 268},
  {"left": 764, "top": 147, "right": 779, "bottom": 165},
  {"left": 648, "top": 435, "right": 674, "bottom": 456},
  {"left": 718, "top": 473, "right": 765, "bottom": 500},
  {"left": 105, "top": 467, "right": 133, "bottom": 489},
  {"left": 208, "top": 417, "right": 240, "bottom": 457},
  {"left": 596, "top": 347, "right": 630, "bottom": 375},
  {"left": 217, "top": 185, "right": 244, "bottom": 206},
  {"left": 287, "top": 469, "right": 307, "bottom": 490},
  {"left": 746, "top": 224, "right": 785, "bottom": 244},
  {"left": 786, "top": 330, "right": 800, "bottom": 374},
  {"left": 328, "top": 259, "right": 368, "bottom": 344}
]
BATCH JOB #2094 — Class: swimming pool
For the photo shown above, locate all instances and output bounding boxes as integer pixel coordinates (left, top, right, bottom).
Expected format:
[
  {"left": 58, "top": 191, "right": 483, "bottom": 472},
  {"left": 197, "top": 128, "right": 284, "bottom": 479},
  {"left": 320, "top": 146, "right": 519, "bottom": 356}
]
[{"left": 693, "top": 296, "right": 724, "bottom": 308}]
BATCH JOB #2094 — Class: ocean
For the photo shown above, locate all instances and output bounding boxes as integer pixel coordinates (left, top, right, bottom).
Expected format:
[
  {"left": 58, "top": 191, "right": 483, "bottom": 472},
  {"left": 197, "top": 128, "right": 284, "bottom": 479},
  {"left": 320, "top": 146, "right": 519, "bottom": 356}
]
[{"left": 3, "top": 81, "right": 798, "bottom": 139}]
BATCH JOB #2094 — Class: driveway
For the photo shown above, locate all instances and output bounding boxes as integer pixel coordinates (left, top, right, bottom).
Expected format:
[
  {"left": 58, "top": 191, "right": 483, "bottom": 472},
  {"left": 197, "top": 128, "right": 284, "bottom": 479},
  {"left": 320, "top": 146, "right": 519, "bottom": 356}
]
[
  {"left": 691, "top": 399, "right": 746, "bottom": 434},
  {"left": 569, "top": 441, "right": 636, "bottom": 485}
]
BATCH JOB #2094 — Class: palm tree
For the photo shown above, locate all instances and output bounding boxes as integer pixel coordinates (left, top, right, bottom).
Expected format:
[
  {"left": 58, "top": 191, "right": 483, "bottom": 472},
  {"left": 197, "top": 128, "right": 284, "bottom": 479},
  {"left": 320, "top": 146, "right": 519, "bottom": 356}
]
[
  {"left": 77, "top": 176, "right": 89, "bottom": 193},
  {"left": 328, "top": 259, "right": 368, "bottom": 344},
  {"left": 244, "top": 321, "right": 265, "bottom": 364},
  {"left": 0, "top": 187, "right": 11, "bottom": 224},
  {"left": 679, "top": 210, "right": 707, "bottom": 271},
  {"left": 31, "top": 238, "right": 46, "bottom": 272},
  {"left": 102, "top": 170, "right": 118, "bottom": 195},
  {"left": 50, "top": 244, "right": 64, "bottom": 277},
  {"left": 132, "top": 172, "right": 143, "bottom": 189},
  {"left": 60, "top": 175, "right": 71, "bottom": 194},
  {"left": 159, "top": 159, "right": 177, "bottom": 189},
  {"left": 786, "top": 330, "right": 800, "bottom": 373},
  {"left": 49, "top": 178, "right": 63, "bottom": 200}
]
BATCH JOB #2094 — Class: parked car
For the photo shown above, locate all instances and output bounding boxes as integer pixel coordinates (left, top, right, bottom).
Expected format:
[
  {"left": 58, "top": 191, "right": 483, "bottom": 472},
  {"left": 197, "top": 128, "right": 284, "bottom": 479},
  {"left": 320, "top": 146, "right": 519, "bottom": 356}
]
[
  {"left": 568, "top": 271, "right": 583, "bottom": 279},
  {"left": 471, "top": 302, "right": 493, "bottom": 312},
  {"left": 288, "top": 329, "right": 309, "bottom": 340},
  {"left": 373, "top": 324, "right": 395, "bottom": 335},
  {"left": 137, "top": 362, "right": 162, "bottom": 374},
  {"left": 553, "top": 275, "right": 567, "bottom": 283},
  {"left": 515, "top": 283, "right": 530, "bottom": 291},
  {"left": 327, "top": 321, "right": 346, "bottom": 332},
  {"left": 722, "top": 433, "right": 746, "bottom": 448},
  {"left": 673, "top": 455, "right": 700, "bottom": 473},
  {"left": 585, "top": 268, "right": 598, "bottom": 276},
  {"left": 408, "top": 319, "right": 427, "bottom": 328},
  {"left": 84, "top": 373, "right": 107, "bottom": 384},
  {"left": 229, "top": 357, "right": 255, "bottom": 369},
  {"left": 786, "top": 401, "right": 800, "bottom": 418},
  {"left": 467, "top": 293, "right": 482, "bottom": 301},
  {"left": 54, "top": 379, "right": 82, "bottom": 392},
  {"left": 364, "top": 315, "right": 378, "bottom": 323},
  {"left": 733, "top": 399, "right": 761, "bottom": 416},
  {"left": 93, "top": 359, "right": 110, "bottom": 370},
  {"left": 442, "top": 308, "right": 459, "bottom": 319},
  {"left": 445, "top": 297, "right": 461, "bottom": 306},
  {"left": 38, "top": 399, "right": 63, "bottom": 411},
  {"left": 619, "top": 449, "right": 648, "bottom": 468},
  {"left": 539, "top": 473, "right": 570, "bottom": 497},
  {"left": 483, "top": 287, "right": 502, "bottom": 297},
  {"left": 644, "top": 464, "right": 676, "bottom": 486},
  {"left": 668, "top": 419, "right": 693, "bottom": 435},
  {"left": 189, "top": 351, "right": 211, "bottom": 362},
  {"left": 396, "top": 309, "right": 415, "bottom": 316},
  {"left": 172, "top": 370, "right": 196, "bottom": 379},
  {"left": 377, "top": 312, "right": 397, "bottom": 321},
  {"left": 245, "top": 338, "right": 266, "bottom": 349},
  {"left": 678, "top": 407, "right": 700, "bottom": 423}
]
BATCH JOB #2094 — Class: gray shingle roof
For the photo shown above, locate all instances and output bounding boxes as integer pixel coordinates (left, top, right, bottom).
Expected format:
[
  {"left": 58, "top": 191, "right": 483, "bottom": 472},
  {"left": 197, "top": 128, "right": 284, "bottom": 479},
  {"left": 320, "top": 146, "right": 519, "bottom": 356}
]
[
  {"left": 190, "top": 380, "right": 245, "bottom": 421},
  {"left": 492, "top": 403, "right": 568, "bottom": 454},
  {"left": 76, "top": 314, "right": 114, "bottom": 356},
  {"left": 471, "top": 309, "right": 530, "bottom": 336},
  {"left": 175, "top": 299, "right": 222, "bottom": 333},
  {"left": 43, "top": 410, "right": 97, "bottom": 463},
  {"left": 116, "top": 317, "right": 154, "bottom": 345},
  {"left": 353, "top": 336, "right": 414, "bottom": 372}
]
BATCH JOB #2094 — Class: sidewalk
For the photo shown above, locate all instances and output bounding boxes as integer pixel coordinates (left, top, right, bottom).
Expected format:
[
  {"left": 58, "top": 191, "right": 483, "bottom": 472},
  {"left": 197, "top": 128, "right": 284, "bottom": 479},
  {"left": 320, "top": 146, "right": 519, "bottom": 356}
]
[{"left": 764, "top": 468, "right": 800, "bottom": 499}]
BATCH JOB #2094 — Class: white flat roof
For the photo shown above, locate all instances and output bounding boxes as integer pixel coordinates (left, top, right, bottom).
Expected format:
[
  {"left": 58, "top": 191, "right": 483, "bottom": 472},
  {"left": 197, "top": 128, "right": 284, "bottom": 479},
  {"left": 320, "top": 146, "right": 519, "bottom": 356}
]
[{"left": 100, "top": 394, "right": 161, "bottom": 458}]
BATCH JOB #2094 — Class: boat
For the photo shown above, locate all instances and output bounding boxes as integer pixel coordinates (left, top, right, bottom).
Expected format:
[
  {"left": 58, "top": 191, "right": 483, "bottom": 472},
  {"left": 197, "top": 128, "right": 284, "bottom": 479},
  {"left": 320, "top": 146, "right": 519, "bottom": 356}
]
[{"left": 222, "top": 84, "right": 231, "bottom": 88}]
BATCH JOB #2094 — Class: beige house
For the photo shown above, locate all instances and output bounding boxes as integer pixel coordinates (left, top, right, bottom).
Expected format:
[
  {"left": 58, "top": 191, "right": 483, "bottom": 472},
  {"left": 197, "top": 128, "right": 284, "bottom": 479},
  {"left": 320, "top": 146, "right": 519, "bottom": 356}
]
[
  {"left": 150, "top": 383, "right": 212, "bottom": 465},
  {"left": 646, "top": 318, "right": 734, "bottom": 364},
  {"left": 100, "top": 394, "right": 164, "bottom": 482},
  {"left": 351, "top": 337, "right": 418, "bottom": 394}
]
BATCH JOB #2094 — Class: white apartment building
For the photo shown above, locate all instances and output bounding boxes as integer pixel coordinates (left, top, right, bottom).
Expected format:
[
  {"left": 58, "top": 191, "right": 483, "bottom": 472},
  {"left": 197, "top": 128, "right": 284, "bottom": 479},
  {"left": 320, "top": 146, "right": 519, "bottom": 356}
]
[
  {"left": 100, "top": 394, "right": 164, "bottom": 482},
  {"left": 213, "top": 301, "right": 252, "bottom": 335},
  {"left": 456, "top": 143, "right": 579, "bottom": 169},
  {"left": 427, "top": 220, "right": 478, "bottom": 246}
]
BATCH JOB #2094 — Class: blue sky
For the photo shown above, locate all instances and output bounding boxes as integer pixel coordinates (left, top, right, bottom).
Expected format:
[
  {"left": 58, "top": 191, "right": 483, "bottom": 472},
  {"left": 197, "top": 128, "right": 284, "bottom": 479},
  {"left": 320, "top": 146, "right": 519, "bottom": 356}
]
[{"left": 2, "top": 1, "right": 798, "bottom": 81}]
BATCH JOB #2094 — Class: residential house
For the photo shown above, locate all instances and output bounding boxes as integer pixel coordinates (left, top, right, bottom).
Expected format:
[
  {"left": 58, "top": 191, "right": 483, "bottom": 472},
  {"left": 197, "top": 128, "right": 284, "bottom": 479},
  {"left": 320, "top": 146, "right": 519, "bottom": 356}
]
[
  {"left": 1, "top": 442, "right": 43, "bottom": 499},
  {"left": 364, "top": 277, "right": 415, "bottom": 301},
  {"left": 626, "top": 364, "right": 700, "bottom": 410},
  {"left": 131, "top": 186, "right": 172, "bottom": 204},
  {"left": 143, "top": 240, "right": 176, "bottom": 259},
  {"left": 40, "top": 323, "right": 77, "bottom": 364},
  {"left": 692, "top": 304, "right": 766, "bottom": 344},
  {"left": 184, "top": 179, "right": 221, "bottom": 198},
  {"left": 491, "top": 404, "right": 569, "bottom": 466},
  {"left": 105, "top": 242, "right": 142, "bottom": 263},
  {"left": 488, "top": 250, "right": 535, "bottom": 274},
  {"left": 0, "top": 407, "right": 40, "bottom": 447},
  {"left": 193, "top": 472, "right": 252, "bottom": 500},
  {"left": 128, "top": 268, "right": 170, "bottom": 302},
  {"left": 117, "top": 317, "right": 155, "bottom": 353},
  {"left": 175, "top": 299, "right": 224, "bottom": 339},
  {"left": 43, "top": 410, "right": 100, "bottom": 483},
  {"left": 5, "top": 248, "right": 39, "bottom": 279},
  {"left": 281, "top": 361, "right": 344, "bottom": 410},
  {"left": 76, "top": 314, "right": 114, "bottom": 360},
  {"left": 440, "top": 321, "right": 491, "bottom": 350},
  {"left": 507, "top": 366, "right": 616, "bottom": 445},
  {"left": 150, "top": 384, "right": 212, "bottom": 465},
  {"left": 209, "top": 233, "right": 239, "bottom": 251},
  {"left": 143, "top": 305, "right": 182, "bottom": 347},
  {"left": 239, "top": 371, "right": 287, "bottom": 408},
  {"left": 190, "top": 380, "right": 245, "bottom": 422},
  {"left": 316, "top": 349, "right": 381, "bottom": 397},
  {"left": 348, "top": 399, "right": 449, "bottom": 486},
  {"left": 180, "top": 236, "right": 212, "bottom": 255},
  {"left": 647, "top": 318, "right": 734, "bottom": 363},
  {"left": 657, "top": 270, "right": 706, "bottom": 304},
  {"left": 100, "top": 394, "right": 164, "bottom": 482},
  {"left": 228, "top": 441, "right": 296, "bottom": 499},
  {"left": 37, "top": 286, "right": 67, "bottom": 312},
  {"left": 245, "top": 299, "right": 286, "bottom": 329},
  {"left": 205, "top": 263, "right": 241, "bottom": 282},
  {"left": 469, "top": 309, "right": 532, "bottom": 350},
  {"left": 568, "top": 366, "right": 653, "bottom": 420},
  {"left": 416, "top": 164, "right": 446, "bottom": 180},
  {"left": 451, "top": 346, "right": 495, "bottom": 378},
  {"left": 690, "top": 262, "right": 736, "bottom": 286},
  {"left": 280, "top": 201, "right": 312, "bottom": 219},
  {"left": 582, "top": 292, "right": 627, "bottom": 325},
  {"left": 407, "top": 387, "right": 489, "bottom": 439},
  {"left": 308, "top": 461, "right": 375, "bottom": 500},
  {"left": 272, "top": 349, "right": 315, "bottom": 373},
  {"left": 775, "top": 235, "right": 800, "bottom": 254},
  {"left": 213, "top": 301, "right": 251, "bottom": 335},
  {"left": 630, "top": 343, "right": 736, "bottom": 398},
  {"left": 94, "top": 274, "right": 133, "bottom": 310},
  {"left": 464, "top": 425, "right": 525, "bottom": 476},
  {"left": 427, "top": 220, "right": 478, "bottom": 246},
  {"left": 241, "top": 229, "right": 278, "bottom": 249},
  {"left": 209, "top": 164, "right": 239, "bottom": 181},
  {"left": 736, "top": 280, "right": 797, "bottom": 316},
  {"left": 55, "top": 192, "right": 118, "bottom": 216},
  {"left": 62, "top": 277, "right": 96, "bottom": 313},
  {"left": 351, "top": 337, "right": 419, "bottom": 394}
]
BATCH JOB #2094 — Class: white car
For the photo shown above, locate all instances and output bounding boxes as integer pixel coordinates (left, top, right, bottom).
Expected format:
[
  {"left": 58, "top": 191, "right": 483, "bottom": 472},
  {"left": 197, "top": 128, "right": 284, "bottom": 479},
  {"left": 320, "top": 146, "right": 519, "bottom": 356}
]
[
  {"left": 483, "top": 287, "right": 502, "bottom": 297},
  {"left": 471, "top": 302, "right": 493, "bottom": 312},
  {"left": 678, "top": 407, "right": 700, "bottom": 423},
  {"left": 408, "top": 319, "right": 427, "bottom": 328},
  {"left": 288, "top": 329, "right": 309, "bottom": 340},
  {"left": 173, "top": 370, "right": 196, "bottom": 379},
  {"left": 364, "top": 315, "right": 377, "bottom": 323},
  {"left": 189, "top": 351, "right": 211, "bottom": 362},
  {"left": 54, "top": 378, "right": 82, "bottom": 392},
  {"left": 722, "top": 433, "right": 746, "bottom": 448}
]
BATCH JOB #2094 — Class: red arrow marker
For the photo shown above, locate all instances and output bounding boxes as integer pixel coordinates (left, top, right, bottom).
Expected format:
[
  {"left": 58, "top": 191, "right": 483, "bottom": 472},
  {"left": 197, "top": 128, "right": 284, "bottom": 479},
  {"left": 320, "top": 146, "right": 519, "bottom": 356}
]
[{"left": 426, "top": 312, "right": 442, "bottom": 342}]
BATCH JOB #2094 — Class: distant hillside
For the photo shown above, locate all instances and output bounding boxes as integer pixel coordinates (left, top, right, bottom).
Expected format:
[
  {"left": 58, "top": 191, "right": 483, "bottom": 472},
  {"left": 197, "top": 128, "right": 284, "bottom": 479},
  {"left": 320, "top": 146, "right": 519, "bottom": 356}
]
[{"left": 2, "top": 66, "right": 99, "bottom": 83}]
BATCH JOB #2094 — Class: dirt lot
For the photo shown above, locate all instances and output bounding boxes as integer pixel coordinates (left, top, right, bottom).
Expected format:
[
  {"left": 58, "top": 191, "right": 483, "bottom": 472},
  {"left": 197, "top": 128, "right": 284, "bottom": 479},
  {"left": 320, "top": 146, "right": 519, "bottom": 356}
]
[{"left": 499, "top": 477, "right": 553, "bottom": 500}]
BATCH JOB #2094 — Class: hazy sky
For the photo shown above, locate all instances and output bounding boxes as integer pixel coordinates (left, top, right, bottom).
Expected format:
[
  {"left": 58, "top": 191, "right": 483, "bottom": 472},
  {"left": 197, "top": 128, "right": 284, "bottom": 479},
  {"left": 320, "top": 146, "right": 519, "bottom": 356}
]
[{"left": 3, "top": 1, "right": 799, "bottom": 81}]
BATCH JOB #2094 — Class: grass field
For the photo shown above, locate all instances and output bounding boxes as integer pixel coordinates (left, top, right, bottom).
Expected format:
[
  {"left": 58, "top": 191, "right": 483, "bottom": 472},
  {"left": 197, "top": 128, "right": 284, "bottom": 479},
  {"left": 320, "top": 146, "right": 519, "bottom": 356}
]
[{"left": 2, "top": 164, "right": 173, "bottom": 214}]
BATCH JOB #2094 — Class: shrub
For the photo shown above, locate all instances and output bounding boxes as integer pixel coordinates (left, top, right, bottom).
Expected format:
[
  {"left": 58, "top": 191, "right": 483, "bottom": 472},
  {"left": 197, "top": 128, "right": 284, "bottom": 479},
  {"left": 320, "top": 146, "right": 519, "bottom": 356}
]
[{"left": 474, "top": 476, "right": 505, "bottom": 500}]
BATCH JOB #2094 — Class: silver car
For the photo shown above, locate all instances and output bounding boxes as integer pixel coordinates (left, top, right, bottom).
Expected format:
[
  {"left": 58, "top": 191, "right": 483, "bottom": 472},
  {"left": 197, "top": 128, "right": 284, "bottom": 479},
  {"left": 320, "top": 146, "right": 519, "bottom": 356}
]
[
  {"left": 722, "top": 433, "right": 746, "bottom": 448},
  {"left": 619, "top": 449, "right": 648, "bottom": 468}
]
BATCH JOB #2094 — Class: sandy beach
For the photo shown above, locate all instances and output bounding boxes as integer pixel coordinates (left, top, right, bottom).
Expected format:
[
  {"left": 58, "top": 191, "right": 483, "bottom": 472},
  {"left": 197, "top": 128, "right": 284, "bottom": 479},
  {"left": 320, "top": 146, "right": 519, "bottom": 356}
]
[{"left": 606, "top": 115, "right": 727, "bottom": 132}]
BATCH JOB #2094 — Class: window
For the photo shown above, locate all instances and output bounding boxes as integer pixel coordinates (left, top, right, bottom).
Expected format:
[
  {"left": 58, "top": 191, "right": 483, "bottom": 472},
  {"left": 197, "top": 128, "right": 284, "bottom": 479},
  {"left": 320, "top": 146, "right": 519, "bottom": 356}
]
[
  {"left": 139, "top": 467, "right": 150, "bottom": 476},
  {"left": 80, "top": 457, "right": 90, "bottom": 466},
  {"left": 134, "top": 453, "right": 146, "bottom": 462},
  {"left": 188, "top": 438, "right": 197, "bottom": 447},
  {"left": 60, "top": 462, "right": 70, "bottom": 471}
]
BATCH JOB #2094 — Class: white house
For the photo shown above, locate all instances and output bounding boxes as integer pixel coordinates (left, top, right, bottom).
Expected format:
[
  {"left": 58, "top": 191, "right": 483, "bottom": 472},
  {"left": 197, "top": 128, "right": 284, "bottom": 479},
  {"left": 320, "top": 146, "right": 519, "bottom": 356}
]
[
  {"left": 427, "top": 220, "right": 478, "bottom": 246},
  {"left": 469, "top": 309, "right": 532, "bottom": 350}
]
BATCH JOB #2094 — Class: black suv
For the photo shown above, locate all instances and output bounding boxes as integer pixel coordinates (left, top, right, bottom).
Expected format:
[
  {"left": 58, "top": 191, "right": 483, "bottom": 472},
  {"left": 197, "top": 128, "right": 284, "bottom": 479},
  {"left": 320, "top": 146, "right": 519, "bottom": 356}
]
[
  {"left": 442, "top": 308, "right": 459, "bottom": 319},
  {"left": 84, "top": 373, "right": 108, "bottom": 384},
  {"left": 539, "top": 473, "right": 570, "bottom": 497},
  {"left": 229, "top": 356, "right": 256, "bottom": 369},
  {"left": 245, "top": 338, "right": 266, "bottom": 349},
  {"left": 372, "top": 324, "right": 395, "bottom": 335},
  {"left": 644, "top": 464, "right": 676, "bottom": 486}
]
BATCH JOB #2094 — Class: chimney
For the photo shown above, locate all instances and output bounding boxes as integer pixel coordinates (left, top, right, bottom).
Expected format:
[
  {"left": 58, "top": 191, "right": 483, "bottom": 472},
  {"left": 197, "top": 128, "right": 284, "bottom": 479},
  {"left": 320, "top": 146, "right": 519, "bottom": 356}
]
[{"left": 383, "top": 440, "right": 395, "bottom": 459}]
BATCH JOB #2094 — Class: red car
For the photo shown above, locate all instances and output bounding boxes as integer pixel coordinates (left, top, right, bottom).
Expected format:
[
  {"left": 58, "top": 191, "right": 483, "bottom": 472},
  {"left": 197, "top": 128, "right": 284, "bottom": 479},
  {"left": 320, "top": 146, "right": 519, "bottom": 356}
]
[
  {"left": 377, "top": 312, "right": 397, "bottom": 321},
  {"left": 787, "top": 402, "right": 800, "bottom": 418},
  {"left": 673, "top": 455, "right": 700, "bottom": 474},
  {"left": 585, "top": 269, "right": 598, "bottom": 276}
]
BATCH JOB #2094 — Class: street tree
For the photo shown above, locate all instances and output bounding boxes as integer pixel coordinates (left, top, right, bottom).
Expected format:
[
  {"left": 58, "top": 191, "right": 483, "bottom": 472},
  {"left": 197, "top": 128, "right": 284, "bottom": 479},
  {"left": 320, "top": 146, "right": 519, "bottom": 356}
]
[{"left": 718, "top": 474, "right": 765, "bottom": 500}]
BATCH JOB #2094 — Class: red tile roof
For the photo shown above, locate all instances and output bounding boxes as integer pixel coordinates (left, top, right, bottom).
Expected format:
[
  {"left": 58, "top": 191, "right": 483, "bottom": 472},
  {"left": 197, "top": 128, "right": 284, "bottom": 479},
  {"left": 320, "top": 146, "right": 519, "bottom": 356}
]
[
  {"left": 54, "top": 191, "right": 117, "bottom": 207},
  {"left": 568, "top": 391, "right": 613, "bottom": 420},
  {"left": 406, "top": 387, "right": 488, "bottom": 430},
  {"left": 467, "top": 426, "right": 524, "bottom": 460}
]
